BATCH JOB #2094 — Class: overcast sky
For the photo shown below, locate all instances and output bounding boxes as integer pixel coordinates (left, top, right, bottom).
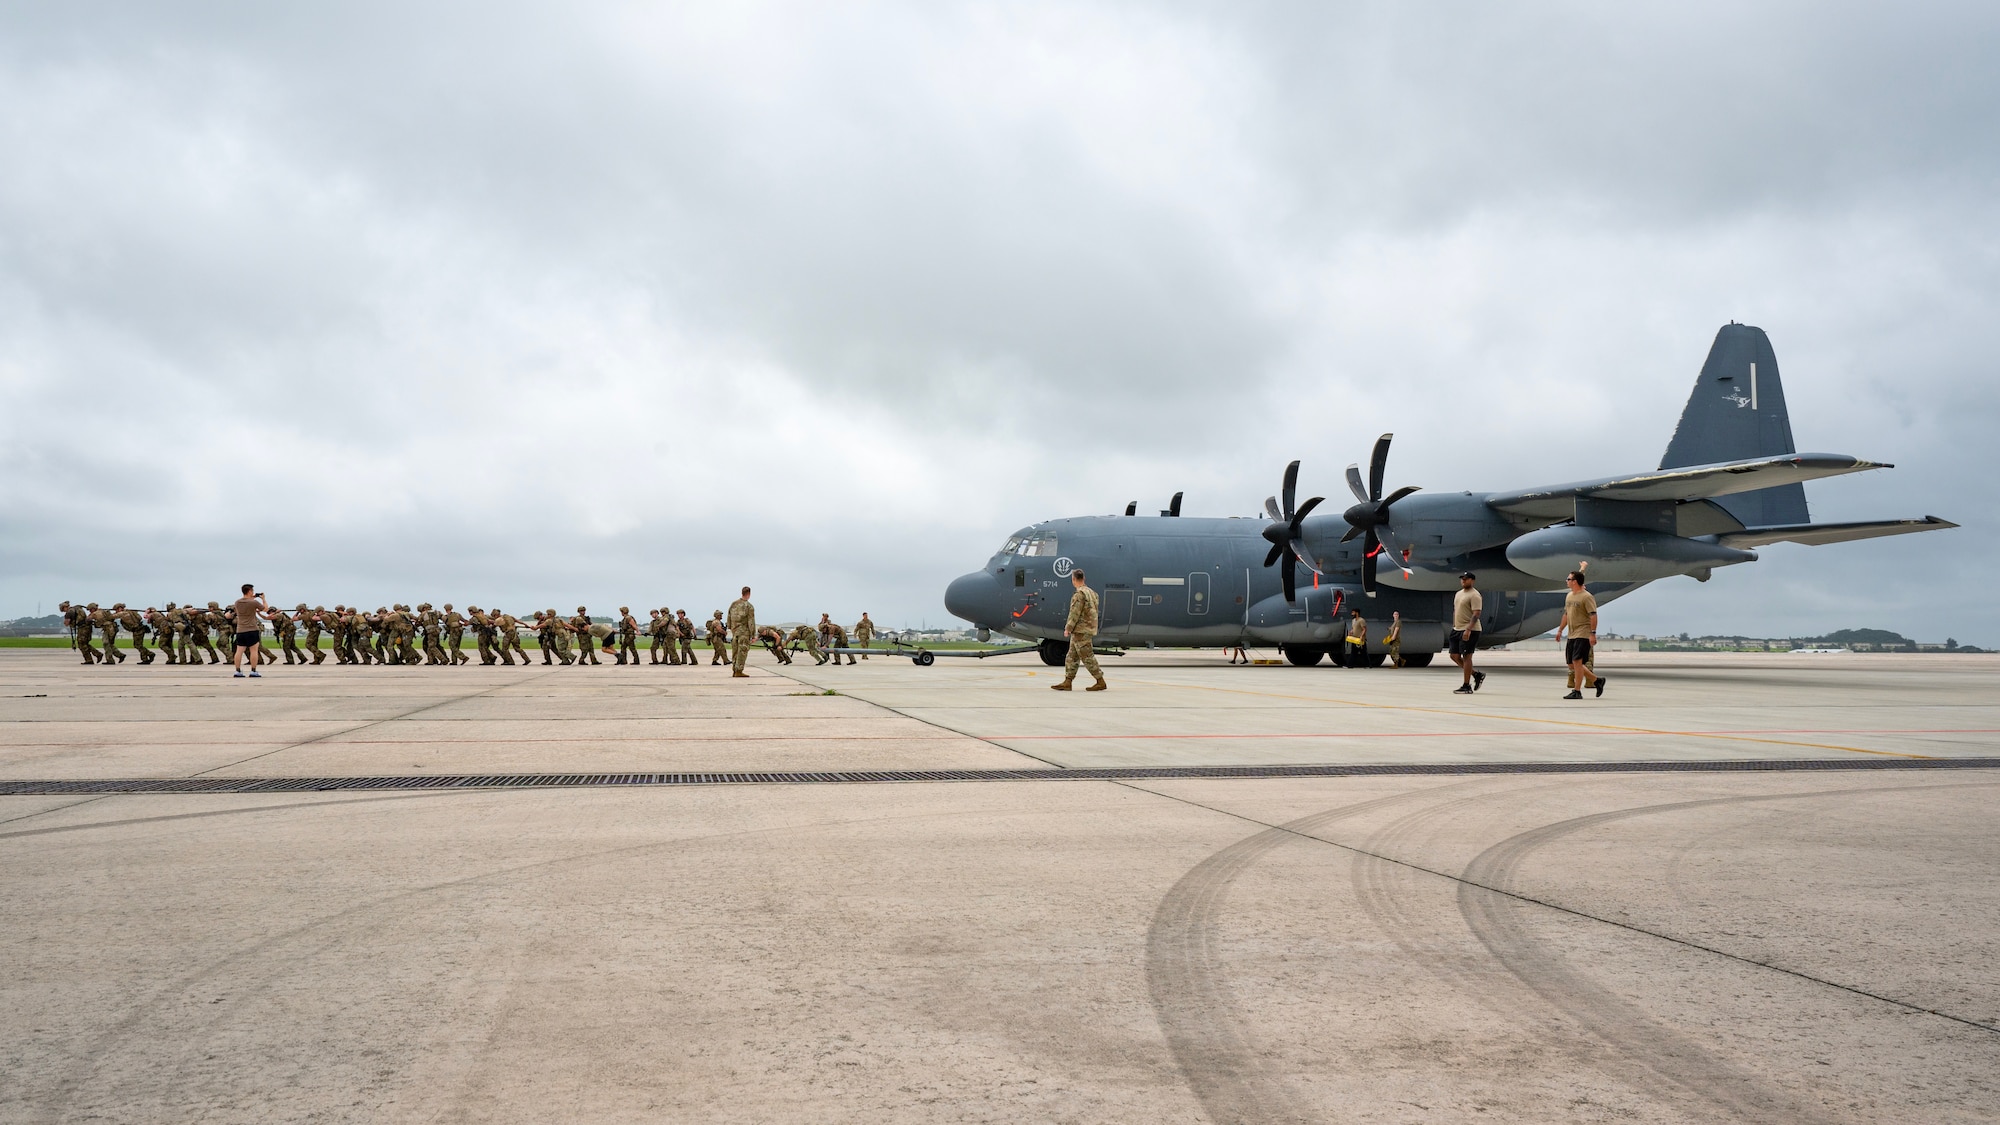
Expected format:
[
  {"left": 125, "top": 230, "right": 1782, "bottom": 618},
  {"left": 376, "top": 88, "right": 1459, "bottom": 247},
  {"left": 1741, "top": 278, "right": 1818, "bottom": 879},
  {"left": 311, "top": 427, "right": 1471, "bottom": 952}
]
[{"left": 2, "top": 2, "right": 1994, "bottom": 641}]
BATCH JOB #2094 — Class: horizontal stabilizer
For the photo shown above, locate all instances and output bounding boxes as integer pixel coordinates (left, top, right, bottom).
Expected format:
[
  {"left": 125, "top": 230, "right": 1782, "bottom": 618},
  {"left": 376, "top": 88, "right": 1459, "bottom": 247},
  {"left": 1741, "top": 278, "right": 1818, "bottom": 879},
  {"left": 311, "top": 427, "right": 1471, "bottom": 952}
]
[
  {"left": 1488, "top": 453, "right": 1887, "bottom": 522},
  {"left": 1718, "top": 516, "right": 1957, "bottom": 549}
]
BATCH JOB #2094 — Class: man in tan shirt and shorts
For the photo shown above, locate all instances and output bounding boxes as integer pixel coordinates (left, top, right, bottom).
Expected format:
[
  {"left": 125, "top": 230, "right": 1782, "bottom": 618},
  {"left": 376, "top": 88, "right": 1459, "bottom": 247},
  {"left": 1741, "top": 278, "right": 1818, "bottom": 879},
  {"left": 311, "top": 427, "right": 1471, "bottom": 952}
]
[
  {"left": 1449, "top": 572, "right": 1485, "bottom": 694},
  {"left": 1555, "top": 571, "right": 1606, "bottom": 699},
  {"left": 230, "top": 584, "right": 270, "bottom": 678}
]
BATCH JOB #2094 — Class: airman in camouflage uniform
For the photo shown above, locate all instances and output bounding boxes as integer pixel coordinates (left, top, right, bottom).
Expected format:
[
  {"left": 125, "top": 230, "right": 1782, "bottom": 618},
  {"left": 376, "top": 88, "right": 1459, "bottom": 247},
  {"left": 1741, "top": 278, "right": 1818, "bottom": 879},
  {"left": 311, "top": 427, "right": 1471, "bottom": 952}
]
[
  {"left": 648, "top": 610, "right": 672, "bottom": 665},
  {"left": 188, "top": 604, "right": 223, "bottom": 664},
  {"left": 494, "top": 609, "right": 529, "bottom": 665},
  {"left": 535, "top": 611, "right": 571, "bottom": 666},
  {"left": 303, "top": 606, "right": 328, "bottom": 664},
  {"left": 789, "top": 623, "right": 827, "bottom": 665},
  {"left": 708, "top": 612, "right": 729, "bottom": 665},
  {"left": 271, "top": 605, "right": 304, "bottom": 664},
  {"left": 570, "top": 608, "right": 599, "bottom": 666},
  {"left": 758, "top": 625, "right": 792, "bottom": 664},
  {"left": 418, "top": 604, "right": 448, "bottom": 665},
  {"left": 118, "top": 605, "right": 152, "bottom": 664},
  {"left": 854, "top": 613, "right": 876, "bottom": 659},
  {"left": 617, "top": 607, "right": 640, "bottom": 666},
  {"left": 349, "top": 608, "right": 376, "bottom": 665},
  {"left": 726, "top": 590, "right": 756, "bottom": 676},
  {"left": 1054, "top": 570, "right": 1106, "bottom": 691},
  {"left": 90, "top": 603, "right": 123, "bottom": 665},
  {"left": 169, "top": 604, "right": 197, "bottom": 663},
  {"left": 443, "top": 604, "right": 470, "bottom": 665},
  {"left": 151, "top": 604, "right": 179, "bottom": 664},
  {"left": 675, "top": 610, "right": 698, "bottom": 666},
  {"left": 825, "top": 617, "right": 854, "bottom": 665},
  {"left": 61, "top": 602, "right": 99, "bottom": 664},
  {"left": 399, "top": 605, "right": 425, "bottom": 665}
]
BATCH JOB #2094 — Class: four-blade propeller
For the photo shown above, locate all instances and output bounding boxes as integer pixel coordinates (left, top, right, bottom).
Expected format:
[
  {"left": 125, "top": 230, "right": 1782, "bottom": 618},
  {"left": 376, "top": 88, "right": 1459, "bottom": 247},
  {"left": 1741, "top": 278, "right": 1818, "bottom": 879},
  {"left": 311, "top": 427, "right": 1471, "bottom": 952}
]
[
  {"left": 1260, "top": 460, "right": 1325, "bottom": 603},
  {"left": 1339, "top": 433, "right": 1421, "bottom": 594}
]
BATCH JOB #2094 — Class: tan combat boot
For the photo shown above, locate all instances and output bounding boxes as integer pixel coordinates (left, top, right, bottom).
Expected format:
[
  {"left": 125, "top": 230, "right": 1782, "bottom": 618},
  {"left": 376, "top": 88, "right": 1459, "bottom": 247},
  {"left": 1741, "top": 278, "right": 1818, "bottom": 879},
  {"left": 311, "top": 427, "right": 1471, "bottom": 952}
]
[
  {"left": 1085, "top": 679, "right": 1108, "bottom": 691},
  {"left": 1050, "top": 680, "right": 1073, "bottom": 691}
]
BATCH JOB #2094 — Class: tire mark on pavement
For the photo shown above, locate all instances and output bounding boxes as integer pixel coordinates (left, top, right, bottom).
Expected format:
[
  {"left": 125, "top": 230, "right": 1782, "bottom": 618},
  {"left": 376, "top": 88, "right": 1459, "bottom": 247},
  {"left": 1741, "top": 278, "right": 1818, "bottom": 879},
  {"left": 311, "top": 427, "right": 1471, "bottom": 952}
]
[
  {"left": 1455, "top": 782, "right": 2000, "bottom": 1125},
  {"left": 1140, "top": 780, "right": 1490, "bottom": 1125}
]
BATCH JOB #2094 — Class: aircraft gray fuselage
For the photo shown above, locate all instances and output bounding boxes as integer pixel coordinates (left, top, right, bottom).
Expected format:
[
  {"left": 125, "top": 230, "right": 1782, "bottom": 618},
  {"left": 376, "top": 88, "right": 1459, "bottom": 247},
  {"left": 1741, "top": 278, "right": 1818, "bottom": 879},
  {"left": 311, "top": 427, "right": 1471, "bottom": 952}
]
[
  {"left": 943, "top": 323, "right": 1956, "bottom": 662},
  {"left": 945, "top": 504, "right": 1613, "bottom": 656}
]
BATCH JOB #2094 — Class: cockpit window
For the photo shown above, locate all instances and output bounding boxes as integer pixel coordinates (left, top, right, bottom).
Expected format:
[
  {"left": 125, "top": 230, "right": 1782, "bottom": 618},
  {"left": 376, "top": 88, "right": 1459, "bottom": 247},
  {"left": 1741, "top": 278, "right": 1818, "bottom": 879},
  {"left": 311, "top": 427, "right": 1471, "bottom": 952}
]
[
  {"left": 1001, "top": 536, "right": 1023, "bottom": 555},
  {"left": 1016, "top": 535, "right": 1059, "bottom": 557}
]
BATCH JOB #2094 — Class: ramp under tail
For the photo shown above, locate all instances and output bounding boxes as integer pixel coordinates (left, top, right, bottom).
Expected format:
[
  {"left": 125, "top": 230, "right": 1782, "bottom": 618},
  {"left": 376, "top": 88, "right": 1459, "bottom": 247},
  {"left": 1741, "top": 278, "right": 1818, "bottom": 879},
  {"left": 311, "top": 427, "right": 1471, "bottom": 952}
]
[{"left": 1659, "top": 323, "right": 1809, "bottom": 527}]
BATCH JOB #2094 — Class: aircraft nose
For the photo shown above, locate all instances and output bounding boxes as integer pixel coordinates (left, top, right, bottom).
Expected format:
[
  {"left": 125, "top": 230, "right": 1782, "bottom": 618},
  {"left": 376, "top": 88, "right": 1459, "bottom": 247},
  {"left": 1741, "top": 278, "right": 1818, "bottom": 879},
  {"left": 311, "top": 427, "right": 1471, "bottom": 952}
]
[{"left": 945, "top": 570, "right": 1001, "bottom": 628}]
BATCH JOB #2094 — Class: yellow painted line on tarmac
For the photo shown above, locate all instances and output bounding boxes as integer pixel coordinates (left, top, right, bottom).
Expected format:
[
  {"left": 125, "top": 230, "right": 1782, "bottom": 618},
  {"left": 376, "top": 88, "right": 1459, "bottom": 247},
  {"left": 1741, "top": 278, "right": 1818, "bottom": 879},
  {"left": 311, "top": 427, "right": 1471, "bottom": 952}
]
[{"left": 1116, "top": 678, "right": 1934, "bottom": 760}]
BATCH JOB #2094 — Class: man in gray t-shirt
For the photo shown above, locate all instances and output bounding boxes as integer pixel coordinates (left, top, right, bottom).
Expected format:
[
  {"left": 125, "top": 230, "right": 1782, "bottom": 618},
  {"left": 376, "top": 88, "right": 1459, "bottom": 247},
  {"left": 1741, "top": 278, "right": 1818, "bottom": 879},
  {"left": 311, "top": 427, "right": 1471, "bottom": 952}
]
[
  {"left": 1449, "top": 572, "right": 1485, "bottom": 694},
  {"left": 230, "top": 583, "right": 270, "bottom": 678}
]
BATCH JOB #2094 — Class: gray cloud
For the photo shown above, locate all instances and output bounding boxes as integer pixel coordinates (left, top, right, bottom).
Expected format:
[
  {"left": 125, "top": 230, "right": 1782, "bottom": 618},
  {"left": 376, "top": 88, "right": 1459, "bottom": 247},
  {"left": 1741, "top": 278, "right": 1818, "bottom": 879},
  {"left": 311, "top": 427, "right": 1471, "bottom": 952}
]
[{"left": 1, "top": 1, "right": 1993, "bottom": 642}]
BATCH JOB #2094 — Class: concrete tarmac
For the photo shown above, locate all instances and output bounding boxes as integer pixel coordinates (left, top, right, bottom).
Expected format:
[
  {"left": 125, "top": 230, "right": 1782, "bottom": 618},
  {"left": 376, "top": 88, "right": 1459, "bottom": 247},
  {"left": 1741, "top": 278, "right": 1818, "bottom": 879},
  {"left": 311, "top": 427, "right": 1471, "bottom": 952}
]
[{"left": 2, "top": 650, "right": 1996, "bottom": 1123}]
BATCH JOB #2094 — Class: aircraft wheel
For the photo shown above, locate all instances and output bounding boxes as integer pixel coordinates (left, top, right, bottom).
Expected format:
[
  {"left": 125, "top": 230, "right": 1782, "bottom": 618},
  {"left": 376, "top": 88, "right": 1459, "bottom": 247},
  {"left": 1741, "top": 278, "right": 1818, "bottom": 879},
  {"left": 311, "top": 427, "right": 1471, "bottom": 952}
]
[
  {"left": 1282, "top": 644, "right": 1324, "bottom": 667},
  {"left": 1402, "top": 652, "right": 1434, "bottom": 668},
  {"left": 915, "top": 651, "right": 936, "bottom": 666},
  {"left": 1038, "top": 639, "right": 1069, "bottom": 666}
]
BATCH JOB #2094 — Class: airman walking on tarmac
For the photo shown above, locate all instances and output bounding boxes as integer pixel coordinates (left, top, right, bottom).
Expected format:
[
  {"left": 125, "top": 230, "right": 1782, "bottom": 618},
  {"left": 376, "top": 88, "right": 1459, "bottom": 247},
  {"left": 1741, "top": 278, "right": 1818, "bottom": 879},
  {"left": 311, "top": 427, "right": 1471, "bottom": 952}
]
[
  {"left": 1054, "top": 568, "right": 1107, "bottom": 692},
  {"left": 676, "top": 611, "right": 698, "bottom": 666}
]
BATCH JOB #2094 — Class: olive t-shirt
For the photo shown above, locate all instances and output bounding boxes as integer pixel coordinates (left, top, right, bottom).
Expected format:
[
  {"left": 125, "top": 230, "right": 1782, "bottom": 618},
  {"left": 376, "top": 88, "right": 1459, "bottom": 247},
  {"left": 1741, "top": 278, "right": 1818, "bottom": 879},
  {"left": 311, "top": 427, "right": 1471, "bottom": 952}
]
[
  {"left": 1563, "top": 590, "right": 1598, "bottom": 635},
  {"left": 233, "top": 597, "right": 262, "bottom": 633},
  {"left": 1452, "top": 588, "right": 1483, "bottom": 631}
]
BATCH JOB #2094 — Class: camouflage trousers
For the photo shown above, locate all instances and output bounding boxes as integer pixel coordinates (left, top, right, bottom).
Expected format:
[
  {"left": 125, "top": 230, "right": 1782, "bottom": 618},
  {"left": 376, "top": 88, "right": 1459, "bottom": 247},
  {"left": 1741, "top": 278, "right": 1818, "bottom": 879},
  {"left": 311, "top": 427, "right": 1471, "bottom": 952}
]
[
  {"left": 100, "top": 624, "right": 125, "bottom": 664},
  {"left": 422, "top": 631, "right": 448, "bottom": 665},
  {"left": 183, "top": 630, "right": 219, "bottom": 664},
  {"left": 650, "top": 632, "right": 674, "bottom": 664},
  {"left": 475, "top": 630, "right": 497, "bottom": 664},
  {"left": 574, "top": 631, "right": 598, "bottom": 666},
  {"left": 448, "top": 628, "right": 469, "bottom": 665},
  {"left": 501, "top": 631, "right": 528, "bottom": 665},
  {"left": 678, "top": 637, "right": 696, "bottom": 665},
  {"left": 618, "top": 630, "right": 639, "bottom": 665},
  {"left": 730, "top": 634, "right": 753, "bottom": 673},
  {"left": 75, "top": 628, "right": 101, "bottom": 664},
  {"left": 1063, "top": 633, "right": 1104, "bottom": 685},
  {"left": 279, "top": 630, "right": 306, "bottom": 664}
]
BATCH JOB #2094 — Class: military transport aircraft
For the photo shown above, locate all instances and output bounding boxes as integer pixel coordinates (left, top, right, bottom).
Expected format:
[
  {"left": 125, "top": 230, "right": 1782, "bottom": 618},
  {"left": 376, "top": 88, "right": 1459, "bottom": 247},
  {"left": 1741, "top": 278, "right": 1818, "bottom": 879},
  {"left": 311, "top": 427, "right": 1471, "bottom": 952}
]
[{"left": 944, "top": 323, "right": 1956, "bottom": 667}]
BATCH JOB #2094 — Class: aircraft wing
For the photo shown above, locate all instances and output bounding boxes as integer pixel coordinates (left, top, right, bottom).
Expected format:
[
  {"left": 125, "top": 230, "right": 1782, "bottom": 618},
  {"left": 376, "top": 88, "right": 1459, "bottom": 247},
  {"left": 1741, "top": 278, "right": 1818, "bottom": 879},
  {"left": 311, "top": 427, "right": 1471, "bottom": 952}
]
[
  {"left": 1486, "top": 454, "right": 1888, "bottom": 521},
  {"left": 1717, "top": 516, "right": 1957, "bottom": 548}
]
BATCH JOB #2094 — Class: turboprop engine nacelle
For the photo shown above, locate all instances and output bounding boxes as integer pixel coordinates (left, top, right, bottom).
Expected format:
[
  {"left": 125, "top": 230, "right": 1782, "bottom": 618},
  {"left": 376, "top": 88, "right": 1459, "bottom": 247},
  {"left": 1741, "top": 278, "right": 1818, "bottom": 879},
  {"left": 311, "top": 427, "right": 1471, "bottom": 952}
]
[{"left": 1506, "top": 526, "right": 1757, "bottom": 583}]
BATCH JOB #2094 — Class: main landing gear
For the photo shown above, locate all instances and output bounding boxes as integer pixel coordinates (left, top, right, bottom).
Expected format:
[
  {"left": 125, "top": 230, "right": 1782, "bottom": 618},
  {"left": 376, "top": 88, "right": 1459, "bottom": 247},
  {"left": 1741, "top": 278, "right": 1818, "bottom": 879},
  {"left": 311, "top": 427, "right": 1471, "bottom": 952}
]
[{"left": 1038, "top": 639, "right": 1068, "bottom": 666}]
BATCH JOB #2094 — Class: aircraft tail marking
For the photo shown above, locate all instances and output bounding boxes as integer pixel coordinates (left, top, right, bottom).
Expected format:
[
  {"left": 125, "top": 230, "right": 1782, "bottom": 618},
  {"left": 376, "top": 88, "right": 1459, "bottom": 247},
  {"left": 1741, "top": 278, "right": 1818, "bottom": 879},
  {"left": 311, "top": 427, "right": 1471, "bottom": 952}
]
[{"left": 1660, "top": 323, "right": 1809, "bottom": 527}]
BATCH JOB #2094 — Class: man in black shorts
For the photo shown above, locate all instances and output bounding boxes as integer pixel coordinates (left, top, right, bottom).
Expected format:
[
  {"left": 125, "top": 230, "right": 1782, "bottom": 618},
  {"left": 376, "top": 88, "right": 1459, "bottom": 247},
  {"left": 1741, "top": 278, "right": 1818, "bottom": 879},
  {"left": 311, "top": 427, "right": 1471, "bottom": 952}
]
[
  {"left": 230, "top": 583, "right": 270, "bottom": 678},
  {"left": 1449, "top": 572, "right": 1485, "bottom": 694},
  {"left": 1555, "top": 571, "right": 1606, "bottom": 699}
]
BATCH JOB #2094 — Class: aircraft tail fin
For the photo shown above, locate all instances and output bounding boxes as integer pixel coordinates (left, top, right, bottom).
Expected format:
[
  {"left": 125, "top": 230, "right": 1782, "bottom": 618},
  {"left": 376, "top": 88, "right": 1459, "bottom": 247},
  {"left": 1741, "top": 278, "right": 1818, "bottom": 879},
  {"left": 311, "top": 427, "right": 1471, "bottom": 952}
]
[{"left": 1659, "top": 323, "right": 1809, "bottom": 526}]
